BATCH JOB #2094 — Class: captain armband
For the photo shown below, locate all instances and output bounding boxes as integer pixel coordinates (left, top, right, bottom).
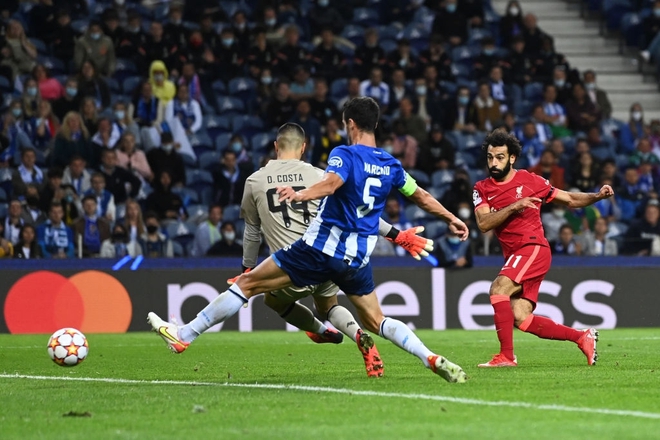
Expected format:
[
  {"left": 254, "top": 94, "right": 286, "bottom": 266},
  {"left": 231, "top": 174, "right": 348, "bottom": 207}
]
[{"left": 398, "top": 172, "right": 418, "bottom": 197}]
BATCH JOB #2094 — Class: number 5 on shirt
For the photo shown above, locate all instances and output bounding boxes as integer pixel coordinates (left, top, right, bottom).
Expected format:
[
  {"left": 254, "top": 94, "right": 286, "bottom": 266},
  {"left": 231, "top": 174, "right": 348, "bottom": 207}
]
[{"left": 357, "top": 177, "right": 381, "bottom": 218}]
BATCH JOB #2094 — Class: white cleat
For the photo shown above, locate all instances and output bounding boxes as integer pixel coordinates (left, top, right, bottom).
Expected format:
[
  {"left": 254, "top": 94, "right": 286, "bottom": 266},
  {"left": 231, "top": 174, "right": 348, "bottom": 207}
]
[
  {"left": 147, "top": 312, "right": 189, "bottom": 354},
  {"left": 428, "top": 355, "right": 467, "bottom": 383}
]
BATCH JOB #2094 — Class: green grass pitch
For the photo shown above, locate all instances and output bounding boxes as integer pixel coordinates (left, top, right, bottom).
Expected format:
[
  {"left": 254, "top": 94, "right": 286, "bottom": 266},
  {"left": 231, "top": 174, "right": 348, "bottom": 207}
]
[{"left": 1, "top": 329, "right": 659, "bottom": 439}]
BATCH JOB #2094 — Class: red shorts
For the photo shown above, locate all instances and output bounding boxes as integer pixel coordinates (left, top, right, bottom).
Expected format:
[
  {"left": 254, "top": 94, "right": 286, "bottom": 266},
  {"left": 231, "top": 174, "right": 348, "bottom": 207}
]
[{"left": 498, "top": 244, "right": 551, "bottom": 307}]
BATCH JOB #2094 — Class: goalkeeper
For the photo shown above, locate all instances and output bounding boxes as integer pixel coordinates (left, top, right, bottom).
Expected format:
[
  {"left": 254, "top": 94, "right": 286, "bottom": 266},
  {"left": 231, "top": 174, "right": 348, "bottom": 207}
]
[{"left": 229, "top": 123, "right": 432, "bottom": 377}]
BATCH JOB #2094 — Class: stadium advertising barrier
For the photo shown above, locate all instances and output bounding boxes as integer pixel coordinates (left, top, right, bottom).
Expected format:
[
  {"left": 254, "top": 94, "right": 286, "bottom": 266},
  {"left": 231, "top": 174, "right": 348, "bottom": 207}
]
[{"left": 1, "top": 264, "right": 659, "bottom": 334}]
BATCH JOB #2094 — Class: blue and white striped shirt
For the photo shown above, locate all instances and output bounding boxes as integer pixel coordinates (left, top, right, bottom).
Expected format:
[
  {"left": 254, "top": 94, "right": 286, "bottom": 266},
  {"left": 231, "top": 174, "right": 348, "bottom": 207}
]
[
  {"left": 359, "top": 80, "right": 391, "bottom": 107},
  {"left": 302, "top": 145, "right": 409, "bottom": 268}
]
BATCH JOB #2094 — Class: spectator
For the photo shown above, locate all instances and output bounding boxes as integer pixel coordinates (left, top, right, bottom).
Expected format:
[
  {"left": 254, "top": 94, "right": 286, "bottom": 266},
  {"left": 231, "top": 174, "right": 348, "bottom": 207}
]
[
  {"left": 387, "top": 38, "right": 418, "bottom": 80},
  {"left": 309, "top": 0, "right": 345, "bottom": 36},
  {"left": 552, "top": 66, "right": 573, "bottom": 106},
  {"left": 101, "top": 223, "right": 142, "bottom": 258},
  {"left": 640, "top": 1, "right": 660, "bottom": 62},
  {"left": 290, "top": 99, "right": 323, "bottom": 157},
  {"left": 51, "top": 111, "right": 94, "bottom": 169},
  {"left": 116, "top": 132, "right": 152, "bottom": 182},
  {"left": 37, "top": 203, "right": 74, "bottom": 259},
  {"left": 13, "top": 224, "right": 42, "bottom": 259},
  {"left": 206, "top": 221, "right": 243, "bottom": 256},
  {"left": 394, "top": 97, "right": 427, "bottom": 146},
  {"left": 522, "top": 13, "right": 545, "bottom": 57},
  {"left": 23, "top": 184, "right": 47, "bottom": 224},
  {"left": 620, "top": 103, "right": 648, "bottom": 153},
  {"left": 489, "top": 66, "right": 509, "bottom": 113},
  {"left": 518, "top": 122, "right": 545, "bottom": 167},
  {"left": 533, "top": 35, "right": 569, "bottom": 85},
  {"left": 275, "top": 26, "right": 310, "bottom": 78},
  {"left": 419, "top": 36, "right": 454, "bottom": 83},
  {"left": 100, "top": 7, "right": 124, "bottom": 49},
  {"left": 418, "top": 125, "right": 455, "bottom": 174},
  {"left": 261, "top": 6, "right": 286, "bottom": 47},
  {"left": 256, "top": 68, "right": 275, "bottom": 113},
  {"left": 231, "top": 10, "right": 251, "bottom": 52},
  {"left": 432, "top": 0, "right": 468, "bottom": 46},
  {"left": 116, "top": 11, "right": 147, "bottom": 62},
  {"left": 140, "top": 212, "right": 173, "bottom": 257},
  {"left": 312, "top": 28, "right": 347, "bottom": 82},
  {"left": 247, "top": 29, "right": 276, "bottom": 77},
  {"left": 501, "top": 111, "right": 517, "bottom": 133},
  {"left": 314, "top": 118, "right": 344, "bottom": 169},
  {"left": 192, "top": 205, "right": 223, "bottom": 257},
  {"left": 214, "top": 27, "right": 244, "bottom": 83},
  {"left": 62, "top": 155, "right": 91, "bottom": 197},
  {"left": 637, "top": 158, "right": 658, "bottom": 194},
  {"left": 529, "top": 149, "right": 566, "bottom": 190},
  {"left": 583, "top": 217, "right": 618, "bottom": 256},
  {"left": 22, "top": 77, "right": 42, "bottom": 118},
  {"left": 77, "top": 60, "right": 111, "bottom": 110},
  {"left": 74, "top": 21, "right": 116, "bottom": 77},
  {"left": 52, "top": 9, "right": 77, "bottom": 62},
  {"left": 389, "top": 121, "right": 418, "bottom": 170},
  {"left": 530, "top": 104, "right": 553, "bottom": 143},
  {"left": 145, "top": 170, "right": 186, "bottom": 221},
  {"left": 4, "top": 20, "right": 37, "bottom": 76},
  {"left": 80, "top": 97, "right": 99, "bottom": 137},
  {"left": 12, "top": 149, "right": 44, "bottom": 197},
  {"left": 436, "top": 233, "right": 473, "bottom": 268},
  {"left": 504, "top": 36, "right": 532, "bottom": 87},
  {"left": 213, "top": 149, "right": 248, "bottom": 207},
  {"left": 499, "top": 0, "right": 524, "bottom": 48},
  {"left": 227, "top": 134, "right": 254, "bottom": 174},
  {"left": 354, "top": 28, "right": 387, "bottom": 79},
  {"left": 4, "top": 200, "right": 32, "bottom": 245},
  {"left": 309, "top": 78, "right": 336, "bottom": 126},
  {"left": 459, "top": 0, "right": 485, "bottom": 28},
  {"left": 141, "top": 22, "right": 178, "bottom": 73},
  {"left": 387, "top": 69, "right": 410, "bottom": 115},
  {"left": 443, "top": 86, "right": 475, "bottom": 132},
  {"left": 265, "top": 80, "right": 295, "bottom": 128},
  {"left": 599, "top": 158, "right": 622, "bottom": 189},
  {"left": 197, "top": 13, "right": 219, "bottom": 49},
  {"left": 624, "top": 199, "right": 660, "bottom": 255},
  {"left": 550, "top": 224, "right": 582, "bottom": 255},
  {"left": 32, "top": 100, "right": 59, "bottom": 149},
  {"left": 147, "top": 132, "right": 186, "bottom": 187},
  {"left": 415, "top": 74, "right": 443, "bottom": 127},
  {"left": 381, "top": 197, "right": 413, "bottom": 257},
  {"left": 583, "top": 70, "right": 612, "bottom": 120},
  {"left": 290, "top": 65, "right": 315, "bottom": 100},
  {"left": 0, "top": 224, "right": 13, "bottom": 258},
  {"left": 52, "top": 77, "right": 81, "bottom": 121},
  {"left": 85, "top": 172, "right": 116, "bottom": 222},
  {"left": 92, "top": 117, "right": 120, "bottom": 150},
  {"left": 112, "top": 101, "right": 141, "bottom": 145},
  {"left": 117, "top": 199, "right": 143, "bottom": 243},
  {"left": 33, "top": 64, "right": 64, "bottom": 101},
  {"left": 474, "top": 37, "right": 501, "bottom": 81},
  {"left": 148, "top": 60, "right": 176, "bottom": 105},
  {"left": 542, "top": 84, "right": 570, "bottom": 138},
  {"left": 470, "top": 82, "right": 502, "bottom": 132},
  {"left": 178, "top": 62, "right": 206, "bottom": 107},
  {"left": 130, "top": 81, "right": 164, "bottom": 150},
  {"left": 631, "top": 138, "right": 660, "bottom": 168},
  {"left": 616, "top": 167, "right": 647, "bottom": 223},
  {"left": 337, "top": 77, "right": 361, "bottom": 111},
  {"left": 565, "top": 83, "right": 600, "bottom": 133},
  {"left": 571, "top": 152, "right": 600, "bottom": 192},
  {"left": 165, "top": 83, "right": 203, "bottom": 138},
  {"left": 73, "top": 195, "right": 111, "bottom": 257},
  {"left": 99, "top": 148, "right": 141, "bottom": 205},
  {"left": 359, "top": 67, "right": 390, "bottom": 111},
  {"left": 38, "top": 167, "right": 62, "bottom": 212}
]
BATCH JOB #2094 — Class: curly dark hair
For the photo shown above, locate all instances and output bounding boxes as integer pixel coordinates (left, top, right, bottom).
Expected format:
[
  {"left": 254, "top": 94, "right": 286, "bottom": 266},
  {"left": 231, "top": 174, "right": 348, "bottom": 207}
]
[{"left": 481, "top": 129, "right": 522, "bottom": 157}]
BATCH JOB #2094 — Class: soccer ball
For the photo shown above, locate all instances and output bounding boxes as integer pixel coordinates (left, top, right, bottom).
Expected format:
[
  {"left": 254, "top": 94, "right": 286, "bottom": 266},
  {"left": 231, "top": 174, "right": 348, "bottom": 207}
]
[{"left": 47, "top": 328, "right": 89, "bottom": 367}]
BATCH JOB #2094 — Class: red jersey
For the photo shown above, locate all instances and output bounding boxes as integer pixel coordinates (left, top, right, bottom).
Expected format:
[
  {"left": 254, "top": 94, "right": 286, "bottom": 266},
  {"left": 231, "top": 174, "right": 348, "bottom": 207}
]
[{"left": 473, "top": 170, "right": 558, "bottom": 257}]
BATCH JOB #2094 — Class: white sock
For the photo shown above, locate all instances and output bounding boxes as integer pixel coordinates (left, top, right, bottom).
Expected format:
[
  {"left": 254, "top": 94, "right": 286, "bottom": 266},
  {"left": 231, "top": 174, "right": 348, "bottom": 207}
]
[
  {"left": 379, "top": 317, "right": 433, "bottom": 368},
  {"left": 281, "top": 302, "right": 328, "bottom": 334},
  {"left": 179, "top": 286, "right": 248, "bottom": 343},
  {"left": 327, "top": 305, "right": 361, "bottom": 343}
]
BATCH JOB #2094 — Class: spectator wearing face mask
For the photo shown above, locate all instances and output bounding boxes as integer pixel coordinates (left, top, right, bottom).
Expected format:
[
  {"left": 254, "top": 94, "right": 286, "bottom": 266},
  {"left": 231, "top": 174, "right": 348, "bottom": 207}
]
[
  {"left": 165, "top": 83, "right": 202, "bottom": 141},
  {"left": 139, "top": 212, "right": 174, "bottom": 258},
  {"left": 354, "top": 28, "right": 387, "bottom": 79},
  {"left": 206, "top": 221, "right": 243, "bottom": 256},
  {"left": 227, "top": 134, "right": 253, "bottom": 174},
  {"left": 550, "top": 224, "right": 582, "bottom": 256},
  {"left": 147, "top": 132, "right": 186, "bottom": 187},
  {"left": 213, "top": 149, "right": 248, "bottom": 208},
  {"left": 214, "top": 28, "right": 244, "bottom": 83},
  {"left": 74, "top": 21, "right": 116, "bottom": 77},
  {"left": 583, "top": 70, "right": 612, "bottom": 120},
  {"left": 101, "top": 223, "right": 142, "bottom": 258},
  {"left": 436, "top": 232, "right": 473, "bottom": 268},
  {"left": 499, "top": 1, "right": 524, "bottom": 48},
  {"left": 112, "top": 101, "right": 141, "bottom": 145},
  {"left": 148, "top": 60, "right": 176, "bottom": 105},
  {"left": 53, "top": 78, "right": 82, "bottom": 122},
  {"left": 443, "top": 86, "right": 476, "bottom": 132},
  {"left": 620, "top": 103, "right": 649, "bottom": 153},
  {"left": 432, "top": 0, "right": 469, "bottom": 47}
]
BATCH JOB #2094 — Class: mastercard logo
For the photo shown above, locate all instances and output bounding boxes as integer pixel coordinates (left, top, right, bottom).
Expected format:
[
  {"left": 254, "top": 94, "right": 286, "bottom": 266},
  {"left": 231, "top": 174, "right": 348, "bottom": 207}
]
[{"left": 4, "top": 270, "right": 132, "bottom": 334}]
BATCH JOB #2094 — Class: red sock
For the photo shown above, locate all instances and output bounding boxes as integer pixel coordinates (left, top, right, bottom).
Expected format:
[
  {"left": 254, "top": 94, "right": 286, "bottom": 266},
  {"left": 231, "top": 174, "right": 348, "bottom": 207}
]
[
  {"left": 518, "top": 315, "right": 583, "bottom": 342},
  {"left": 490, "top": 295, "right": 515, "bottom": 360}
]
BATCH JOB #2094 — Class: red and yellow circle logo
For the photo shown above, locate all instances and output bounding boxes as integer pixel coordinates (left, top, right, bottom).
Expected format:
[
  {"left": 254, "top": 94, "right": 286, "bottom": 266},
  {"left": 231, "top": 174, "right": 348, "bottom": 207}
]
[{"left": 4, "top": 270, "right": 132, "bottom": 334}]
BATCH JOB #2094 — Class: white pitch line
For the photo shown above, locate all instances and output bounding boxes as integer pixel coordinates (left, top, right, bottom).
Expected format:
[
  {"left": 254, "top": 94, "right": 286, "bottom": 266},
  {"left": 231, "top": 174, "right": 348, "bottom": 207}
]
[{"left": 1, "top": 373, "right": 659, "bottom": 420}]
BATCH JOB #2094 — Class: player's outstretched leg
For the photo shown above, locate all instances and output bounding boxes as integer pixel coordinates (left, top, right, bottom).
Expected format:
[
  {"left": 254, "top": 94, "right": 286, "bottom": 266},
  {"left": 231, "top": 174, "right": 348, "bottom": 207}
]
[{"left": 147, "top": 312, "right": 189, "bottom": 354}]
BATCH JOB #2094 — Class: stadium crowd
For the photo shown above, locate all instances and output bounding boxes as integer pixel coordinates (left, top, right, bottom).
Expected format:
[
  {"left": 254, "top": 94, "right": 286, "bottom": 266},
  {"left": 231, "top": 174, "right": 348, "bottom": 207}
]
[{"left": 1, "top": 0, "right": 660, "bottom": 262}]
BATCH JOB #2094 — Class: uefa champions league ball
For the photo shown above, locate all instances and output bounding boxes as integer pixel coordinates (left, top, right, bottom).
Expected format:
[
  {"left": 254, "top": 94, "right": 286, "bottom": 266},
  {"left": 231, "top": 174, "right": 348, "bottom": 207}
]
[{"left": 47, "top": 328, "right": 89, "bottom": 367}]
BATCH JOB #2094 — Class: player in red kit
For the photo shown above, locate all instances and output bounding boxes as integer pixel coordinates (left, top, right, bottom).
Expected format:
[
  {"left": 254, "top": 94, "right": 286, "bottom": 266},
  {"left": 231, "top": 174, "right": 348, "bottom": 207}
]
[{"left": 473, "top": 130, "right": 614, "bottom": 367}]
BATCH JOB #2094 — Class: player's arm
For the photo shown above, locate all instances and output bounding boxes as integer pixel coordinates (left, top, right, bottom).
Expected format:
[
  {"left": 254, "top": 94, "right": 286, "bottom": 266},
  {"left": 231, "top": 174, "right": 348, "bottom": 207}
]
[
  {"left": 474, "top": 199, "right": 540, "bottom": 233},
  {"left": 277, "top": 172, "right": 344, "bottom": 203},
  {"left": 550, "top": 185, "right": 614, "bottom": 208},
  {"left": 378, "top": 218, "right": 434, "bottom": 260},
  {"left": 407, "top": 186, "right": 470, "bottom": 240}
]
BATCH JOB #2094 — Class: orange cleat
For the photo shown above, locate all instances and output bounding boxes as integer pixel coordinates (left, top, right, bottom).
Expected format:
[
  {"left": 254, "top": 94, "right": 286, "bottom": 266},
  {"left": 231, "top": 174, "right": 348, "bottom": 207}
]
[
  {"left": 356, "top": 329, "right": 384, "bottom": 378},
  {"left": 577, "top": 328, "right": 599, "bottom": 365},
  {"left": 305, "top": 328, "right": 344, "bottom": 344},
  {"left": 478, "top": 353, "right": 518, "bottom": 367}
]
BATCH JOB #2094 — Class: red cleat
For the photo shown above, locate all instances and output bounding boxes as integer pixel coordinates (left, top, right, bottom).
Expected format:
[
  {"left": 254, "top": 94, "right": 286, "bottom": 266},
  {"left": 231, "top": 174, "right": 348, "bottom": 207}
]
[
  {"left": 305, "top": 328, "right": 344, "bottom": 344},
  {"left": 577, "top": 328, "right": 599, "bottom": 365},
  {"left": 356, "top": 329, "right": 384, "bottom": 377},
  {"left": 478, "top": 353, "right": 518, "bottom": 367}
]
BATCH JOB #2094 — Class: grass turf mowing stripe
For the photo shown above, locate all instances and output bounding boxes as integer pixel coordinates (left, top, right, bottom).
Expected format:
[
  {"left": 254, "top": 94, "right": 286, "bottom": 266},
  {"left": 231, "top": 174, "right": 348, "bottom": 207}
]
[{"left": 2, "top": 373, "right": 659, "bottom": 420}]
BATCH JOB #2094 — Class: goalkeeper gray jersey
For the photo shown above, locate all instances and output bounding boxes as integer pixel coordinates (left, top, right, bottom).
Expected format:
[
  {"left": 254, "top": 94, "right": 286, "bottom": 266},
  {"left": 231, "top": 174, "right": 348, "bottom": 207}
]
[{"left": 240, "top": 159, "right": 324, "bottom": 253}]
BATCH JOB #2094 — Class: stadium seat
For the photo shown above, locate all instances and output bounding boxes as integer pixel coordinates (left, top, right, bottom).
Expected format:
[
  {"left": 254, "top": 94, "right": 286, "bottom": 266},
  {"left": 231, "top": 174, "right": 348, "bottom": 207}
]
[
  {"left": 106, "top": 77, "right": 120, "bottom": 93},
  {"left": 431, "top": 170, "right": 455, "bottom": 187},
  {"left": 0, "top": 203, "right": 9, "bottom": 219},
  {"left": 523, "top": 82, "right": 544, "bottom": 102},
  {"left": 379, "top": 39, "right": 398, "bottom": 54},
  {"left": 190, "top": 131, "right": 214, "bottom": 150},
  {"left": 0, "top": 187, "right": 7, "bottom": 202},
  {"left": 251, "top": 132, "right": 276, "bottom": 151},
  {"left": 377, "top": 24, "right": 402, "bottom": 41},
  {"left": 223, "top": 204, "right": 241, "bottom": 222},
  {"left": 353, "top": 7, "right": 380, "bottom": 26},
  {"left": 228, "top": 77, "right": 258, "bottom": 107},
  {"left": 407, "top": 169, "right": 430, "bottom": 187},
  {"left": 37, "top": 56, "right": 66, "bottom": 75},
  {"left": 216, "top": 96, "right": 246, "bottom": 115},
  {"left": 115, "top": 203, "right": 126, "bottom": 221},
  {"left": 71, "top": 19, "right": 89, "bottom": 34},
  {"left": 423, "top": 220, "right": 448, "bottom": 239},
  {"left": 620, "top": 12, "right": 644, "bottom": 47},
  {"left": 172, "top": 240, "right": 185, "bottom": 256},
  {"left": 193, "top": 183, "right": 215, "bottom": 206},
  {"left": 451, "top": 46, "right": 480, "bottom": 64},
  {"left": 122, "top": 76, "right": 142, "bottom": 95},
  {"left": 232, "top": 115, "right": 265, "bottom": 137},
  {"left": 181, "top": 154, "right": 197, "bottom": 167},
  {"left": 199, "top": 151, "right": 221, "bottom": 171},
  {"left": 342, "top": 24, "right": 365, "bottom": 46},
  {"left": 186, "top": 169, "right": 214, "bottom": 186},
  {"left": 467, "top": 169, "right": 486, "bottom": 185},
  {"left": 404, "top": 204, "right": 433, "bottom": 222},
  {"left": 0, "top": 76, "right": 12, "bottom": 93},
  {"left": 187, "top": 204, "right": 208, "bottom": 223},
  {"left": 330, "top": 78, "right": 348, "bottom": 100},
  {"left": 173, "top": 234, "right": 195, "bottom": 256},
  {"left": 193, "top": 144, "right": 215, "bottom": 159},
  {"left": 114, "top": 59, "right": 138, "bottom": 82},
  {"left": 205, "top": 115, "right": 232, "bottom": 140},
  {"left": 451, "top": 63, "right": 473, "bottom": 81},
  {"left": 29, "top": 38, "right": 48, "bottom": 55},
  {"left": 427, "top": 186, "right": 448, "bottom": 201},
  {"left": 215, "top": 133, "right": 233, "bottom": 152},
  {"left": 172, "top": 187, "right": 199, "bottom": 205}
]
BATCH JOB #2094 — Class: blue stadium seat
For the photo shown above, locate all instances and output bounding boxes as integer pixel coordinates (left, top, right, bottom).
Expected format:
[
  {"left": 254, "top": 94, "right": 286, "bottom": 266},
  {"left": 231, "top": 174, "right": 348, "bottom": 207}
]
[
  {"left": 122, "top": 76, "right": 142, "bottom": 95},
  {"left": 379, "top": 39, "right": 398, "bottom": 54},
  {"left": 251, "top": 132, "right": 276, "bottom": 151},
  {"left": 194, "top": 183, "right": 215, "bottom": 206},
  {"left": 377, "top": 24, "right": 401, "bottom": 41},
  {"left": 404, "top": 204, "right": 433, "bottom": 222},
  {"left": 451, "top": 46, "right": 480, "bottom": 64},
  {"left": 431, "top": 170, "right": 455, "bottom": 187},
  {"left": 342, "top": 24, "right": 365, "bottom": 46},
  {"left": 523, "top": 82, "right": 544, "bottom": 102},
  {"left": 212, "top": 80, "right": 227, "bottom": 94},
  {"left": 216, "top": 96, "right": 245, "bottom": 115},
  {"left": 106, "top": 77, "right": 120, "bottom": 93},
  {"left": 173, "top": 234, "right": 195, "bottom": 256},
  {"left": 181, "top": 153, "right": 197, "bottom": 167},
  {"left": 185, "top": 169, "right": 214, "bottom": 186},
  {"left": 199, "top": 151, "right": 221, "bottom": 171},
  {"left": 114, "top": 59, "right": 138, "bottom": 82},
  {"left": 0, "top": 187, "right": 7, "bottom": 202},
  {"left": 232, "top": 115, "right": 265, "bottom": 133},
  {"left": 407, "top": 169, "right": 430, "bottom": 187},
  {"left": 228, "top": 77, "right": 258, "bottom": 102},
  {"left": 451, "top": 63, "right": 473, "bottom": 80},
  {"left": 37, "top": 56, "right": 66, "bottom": 75},
  {"left": 427, "top": 186, "right": 448, "bottom": 201},
  {"left": 204, "top": 115, "right": 232, "bottom": 140},
  {"left": 467, "top": 169, "right": 486, "bottom": 185},
  {"left": 172, "top": 187, "right": 199, "bottom": 205},
  {"left": 215, "top": 133, "right": 233, "bottom": 152},
  {"left": 604, "top": 0, "right": 634, "bottom": 31},
  {"left": 0, "top": 76, "right": 12, "bottom": 93},
  {"left": 0, "top": 203, "right": 9, "bottom": 220},
  {"left": 172, "top": 240, "right": 185, "bottom": 256},
  {"left": 223, "top": 204, "right": 242, "bottom": 222},
  {"left": 330, "top": 78, "right": 348, "bottom": 100},
  {"left": 71, "top": 19, "right": 89, "bottom": 34},
  {"left": 29, "top": 38, "right": 48, "bottom": 55},
  {"left": 353, "top": 7, "right": 380, "bottom": 27},
  {"left": 423, "top": 220, "right": 448, "bottom": 239},
  {"left": 620, "top": 12, "right": 644, "bottom": 47},
  {"left": 186, "top": 204, "right": 207, "bottom": 222},
  {"left": 190, "top": 131, "right": 214, "bottom": 150}
]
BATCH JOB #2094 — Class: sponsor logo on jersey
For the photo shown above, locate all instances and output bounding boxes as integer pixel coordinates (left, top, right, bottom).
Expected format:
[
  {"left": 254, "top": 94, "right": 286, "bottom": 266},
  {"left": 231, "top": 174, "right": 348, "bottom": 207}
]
[
  {"left": 472, "top": 190, "right": 482, "bottom": 206},
  {"left": 328, "top": 156, "right": 343, "bottom": 168}
]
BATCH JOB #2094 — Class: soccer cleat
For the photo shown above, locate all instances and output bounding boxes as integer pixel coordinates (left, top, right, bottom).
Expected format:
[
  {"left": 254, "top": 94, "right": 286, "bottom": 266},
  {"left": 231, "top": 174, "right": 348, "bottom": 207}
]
[
  {"left": 356, "top": 329, "right": 384, "bottom": 378},
  {"left": 305, "top": 328, "right": 344, "bottom": 344},
  {"left": 478, "top": 353, "right": 518, "bottom": 367},
  {"left": 577, "top": 328, "right": 599, "bottom": 366},
  {"left": 428, "top": 355, "right": 467, "bottom": 383},
  {"left": 147, "top": 312, "right": 189, "bottom": 354}
]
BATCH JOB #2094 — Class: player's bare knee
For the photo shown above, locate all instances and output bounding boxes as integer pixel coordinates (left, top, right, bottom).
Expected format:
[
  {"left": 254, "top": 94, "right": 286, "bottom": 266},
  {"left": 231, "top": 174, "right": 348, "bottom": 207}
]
[{"left": 489, "top": 276, "right": 519, "bottom": 297}]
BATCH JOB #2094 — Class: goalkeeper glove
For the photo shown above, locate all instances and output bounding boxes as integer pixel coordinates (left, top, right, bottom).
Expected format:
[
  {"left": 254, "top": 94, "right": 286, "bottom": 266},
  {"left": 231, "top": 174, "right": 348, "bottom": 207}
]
[{"left": 386, "top": 226, "right": 434, "bottom": 260}]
